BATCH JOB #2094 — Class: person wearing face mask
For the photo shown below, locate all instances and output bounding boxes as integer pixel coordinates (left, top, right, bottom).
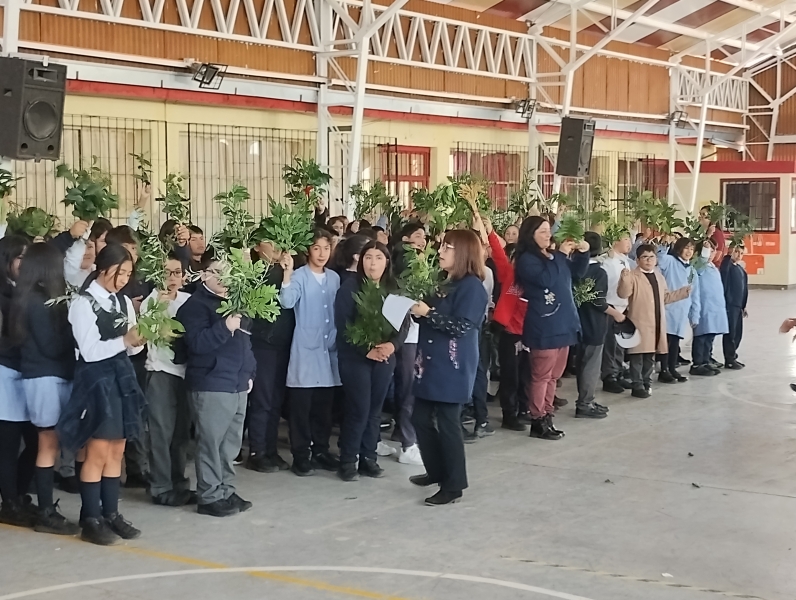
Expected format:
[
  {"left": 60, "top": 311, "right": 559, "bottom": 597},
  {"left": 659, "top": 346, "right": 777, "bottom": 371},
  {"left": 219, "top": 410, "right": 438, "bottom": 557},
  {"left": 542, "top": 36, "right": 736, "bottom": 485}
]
[
  {"left": 57, "top": 244, "right": 147, "bottom": 545},
  {"left": 279, "top": 229, "right": 342, "bottom": 477},
  {"left": 689, "top": 240, "right": 728, "bottom": 376},
  {"left": 656, "top": 238, "right": 699, "bottom": 384}
]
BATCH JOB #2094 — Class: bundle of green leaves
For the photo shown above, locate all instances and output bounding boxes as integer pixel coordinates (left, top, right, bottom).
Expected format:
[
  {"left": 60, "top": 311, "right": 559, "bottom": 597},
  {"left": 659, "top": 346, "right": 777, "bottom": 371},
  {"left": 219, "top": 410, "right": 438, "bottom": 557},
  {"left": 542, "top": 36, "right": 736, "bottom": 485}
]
[
  {"left": 6, "top": 206, "right": 57, "bottom": 238},
  {"left": 624, "top": 190, "right": 683, "bottom": 237},
  {"left": 586, "top": 183, "right": 612, "bottom": 230},
  {"left": 507, "top": 169, "right": 539, "bottom": 218},
  {"left": 0, "top": 169, "right": 20, "bottom": 223},
  {"left": 213, "top": 185, "right": 256, "bottom": 251},
  {"left": 216, "top": 247, "right": 281, "bottom": 322},
  {"left": 138, "top": 298, "right": 185, "bottom": 359},
  {"left": 131, "top": 153, "right": 152, "bottom": 186},
  {"left": 573, "top": 278, "right": 599, "bottom": 307},
  {"left": 706, "top": 201, "right": 728, "bottom": 225},
  {"left": 553, "top": 214, "right": 585, "bottom": 244},
  {"left": 490, "top": 209, "right": 516, "bottom": 235},
  {"left": 398, "top": 245, "right": 441, "bottom": 301},
  {"left": 350, "top": 180, "right": 402, "bottom": 231},
  {"left": 160, "top": 173, "right": 191, "bottom": 225},
  {"left": 410, "top": 175, "right": 490, "bottom": 237},
  {"left": 57, "top": 160, "right": 119, "bottom": 221},
  {"left": 683, "top": 215, "right": 706, "bottom": 241},
  {"left": 728, "top": 212, "right": 755, "bottom": 248},
  {"left": 135, "top": 227, "right": 169, "bottom": 291},
  {"left": 602, "top": 220, "right": 631, "bottom": 246},
  {"left": 345, "top": 279, "right": 396, "bottom": 351},
  {"left": 254, "top": 197, "right": 315, "bottom": 254},
  {"left": 283, "top": 157, "right": 331, "bottom": 208}
]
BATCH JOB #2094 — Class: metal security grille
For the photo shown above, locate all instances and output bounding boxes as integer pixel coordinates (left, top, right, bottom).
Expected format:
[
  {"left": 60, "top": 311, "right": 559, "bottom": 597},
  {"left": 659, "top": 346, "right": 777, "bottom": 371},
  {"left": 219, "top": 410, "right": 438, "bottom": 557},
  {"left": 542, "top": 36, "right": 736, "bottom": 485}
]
[
  {"left": 184, "top": 124, "right": 317, "bottom": 236},
  {"left": 9, "top": 115, "right": 167, "bottom": 229},
  {"left": 329, "top": 134, "right": 401, "bottom": 214},
  {"left": 450, "top": 142, "right": 530, "bottom": 209}
]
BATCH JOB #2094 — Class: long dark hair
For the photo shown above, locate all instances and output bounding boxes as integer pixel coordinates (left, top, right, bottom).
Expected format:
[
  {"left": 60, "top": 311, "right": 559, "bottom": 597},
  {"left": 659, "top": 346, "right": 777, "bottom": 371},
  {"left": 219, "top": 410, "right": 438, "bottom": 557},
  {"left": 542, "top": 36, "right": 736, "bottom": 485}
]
[
  {"left": 516, "top": 216, "right": 549, "bottom": 262},
  {"left": 80, "top": 244, "right": 134, "bottom": 293},
  {"left": 0, "top": 234, "right": 30, "bottom": 292},
  {"left": 356, "top": 240, "right": 396, "bottom": 290},
  {"left": 330, "top": 234, "right": 370, "bottom": 274},
  {"left": 11, "top": 243, "right": 67, "bottom": 343}
]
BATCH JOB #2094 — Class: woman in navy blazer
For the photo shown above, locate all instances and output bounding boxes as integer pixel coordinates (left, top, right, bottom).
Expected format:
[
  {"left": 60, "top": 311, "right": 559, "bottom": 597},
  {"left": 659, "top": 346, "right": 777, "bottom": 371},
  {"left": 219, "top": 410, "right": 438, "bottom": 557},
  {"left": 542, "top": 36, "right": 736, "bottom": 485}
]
[
  {"left": 408, "top": 229, "right": 488, "bottom": 506},
  {"left": 515, "top": 216, "right": 590, "bottom": 441}
]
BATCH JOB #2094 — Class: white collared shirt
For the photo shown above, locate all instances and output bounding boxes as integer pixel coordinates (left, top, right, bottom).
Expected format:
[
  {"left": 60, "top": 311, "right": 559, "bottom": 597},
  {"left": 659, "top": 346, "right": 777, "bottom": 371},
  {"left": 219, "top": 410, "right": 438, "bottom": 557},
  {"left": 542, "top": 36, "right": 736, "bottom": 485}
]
[
  {"left": 68, "top": 280, "right": 143, "bottom": 363},
  {"left": 141, "top": 289, "right": 190, "bottom": 378},
  {"left": 601, "top": 252, "right": 631, "bottom": 310}
]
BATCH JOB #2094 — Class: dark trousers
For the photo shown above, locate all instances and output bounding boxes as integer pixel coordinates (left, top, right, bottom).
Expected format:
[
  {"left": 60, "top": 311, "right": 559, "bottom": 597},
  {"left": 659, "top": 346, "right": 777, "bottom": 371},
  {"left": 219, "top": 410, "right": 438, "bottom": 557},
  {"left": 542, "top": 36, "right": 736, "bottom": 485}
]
[
  {"left": 723, "top": 307, "right": 744, "bottom": 363},
  {"left": 666, "top": 334, "right": 681, "bottom": 373},
  {"left": 470, "top": 323, "right": 490, "bottom": 426},
  {"left": 393, "top": 342, "right": 418, "bottom": 448},
  {"left": 692, "top": 334, "right": 716, "bottom": 367},
  {"left": 576, "top": 344, "right": 603, "bottom": 408},
  {"left": 338, "top": 354, "right": 395, "bottom": 463},
  {"left": 125, "top": 356, "right": 150, "bottom": 477},
  {"left": 0, "top": 420, "right": 37, "bottom": 504},
  {"left": 412, "top": 398, "right": 468, "bottom": 493},
  {"left": 497, "top": 328, "right": 523, "bottom": 419},
  {"left": 248, "top": 345, "right": 290, "bottom": 457},
  {"left": 288, "top": 387, "right": 333, "bottom": 460},
  {"left": 146, "top": 371, "right": 191, "bottom": 497},
  {"left": 601, "top": 322, "right": 625, "bottom": 381},
  {"left": 630, "top": 353, "right": 655, "bottom": 389}
]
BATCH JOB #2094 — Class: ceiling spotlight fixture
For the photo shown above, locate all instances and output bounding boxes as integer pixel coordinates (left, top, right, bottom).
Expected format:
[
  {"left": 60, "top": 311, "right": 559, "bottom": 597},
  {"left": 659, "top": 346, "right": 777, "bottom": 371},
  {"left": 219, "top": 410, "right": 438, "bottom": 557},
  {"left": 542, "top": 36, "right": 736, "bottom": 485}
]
[
  {"left": 188, "top": 62, "right": 228, "bottom": 90},
  {"left": 513, "top": 98, "right": 537, "bottom": 121},
  {"left": 669, "top": 109, "right": 688, "bottom": 128}
]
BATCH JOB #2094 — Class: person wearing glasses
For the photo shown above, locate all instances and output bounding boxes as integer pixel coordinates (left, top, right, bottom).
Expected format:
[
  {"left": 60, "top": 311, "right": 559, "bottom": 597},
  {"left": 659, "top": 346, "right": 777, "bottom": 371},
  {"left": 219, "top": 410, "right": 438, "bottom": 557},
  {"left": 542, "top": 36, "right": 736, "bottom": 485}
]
[
  {"left": 176, "top": 254, "right": 256, "bottom": 518},
  {"left": 140, "top": 254, "right": 195, "bottom": 508}
]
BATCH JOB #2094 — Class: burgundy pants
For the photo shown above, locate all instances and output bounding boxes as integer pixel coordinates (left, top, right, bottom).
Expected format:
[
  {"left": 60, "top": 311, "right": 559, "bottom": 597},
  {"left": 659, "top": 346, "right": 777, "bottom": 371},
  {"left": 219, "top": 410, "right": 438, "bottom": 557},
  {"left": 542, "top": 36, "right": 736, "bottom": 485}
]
[{"left": 526, "top": 348, "right": 569, "bottom": 418}]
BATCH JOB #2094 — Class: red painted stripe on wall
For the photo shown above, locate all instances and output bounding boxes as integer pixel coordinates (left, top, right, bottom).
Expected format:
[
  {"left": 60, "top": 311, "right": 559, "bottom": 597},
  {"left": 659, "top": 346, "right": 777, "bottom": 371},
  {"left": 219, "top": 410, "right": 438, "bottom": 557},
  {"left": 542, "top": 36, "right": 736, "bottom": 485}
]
[{"left": 674, "top": 160, "right": 796, "bottom": 173}]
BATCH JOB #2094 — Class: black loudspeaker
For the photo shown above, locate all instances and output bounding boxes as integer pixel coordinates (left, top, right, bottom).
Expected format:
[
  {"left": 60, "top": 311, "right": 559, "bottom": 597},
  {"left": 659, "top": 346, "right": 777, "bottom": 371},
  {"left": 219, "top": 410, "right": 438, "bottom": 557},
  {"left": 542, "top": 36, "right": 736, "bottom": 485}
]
[
  {"left": 555, "top": 117, "right": 595, "bottom": 178},
  {"left": 0, "top": 57, "right": 67, "bottom": 161}
]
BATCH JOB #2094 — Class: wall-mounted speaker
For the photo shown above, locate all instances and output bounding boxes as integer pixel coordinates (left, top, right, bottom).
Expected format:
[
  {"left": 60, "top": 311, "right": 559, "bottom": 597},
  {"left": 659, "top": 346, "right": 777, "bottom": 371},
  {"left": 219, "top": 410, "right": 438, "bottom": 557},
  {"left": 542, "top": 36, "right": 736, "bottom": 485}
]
[{"left": 555, "top": 117, "right": 595, "bottom": 178}]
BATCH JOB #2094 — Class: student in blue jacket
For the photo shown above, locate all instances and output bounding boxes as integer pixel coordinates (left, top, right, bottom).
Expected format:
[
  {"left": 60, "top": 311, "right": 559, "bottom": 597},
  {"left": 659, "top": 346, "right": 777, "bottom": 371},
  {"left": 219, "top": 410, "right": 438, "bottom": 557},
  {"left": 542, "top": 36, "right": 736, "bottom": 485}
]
[
  {"left": 176, "top": 254, "right": 256, "bottom": 519},
  {"left": 279, "top": 229, "right": 342, "bottom": 477},
  {"left": 335, "top": 240, "right": 407, "bottom": 482},
  {"left": 407, "top": 229, "right": 488, "bottom": 506},
  {"left": 656, "top": 238, "right": 699, "bottom": 383},
  {"left": 690, "top": 240, "right": 728, "bottom": 376},
  {"left": 721, "top": 243, "right": 748, "bottom": 369},
  {"left": 514, "top": 216, "right": 589, "bottom": 441}
]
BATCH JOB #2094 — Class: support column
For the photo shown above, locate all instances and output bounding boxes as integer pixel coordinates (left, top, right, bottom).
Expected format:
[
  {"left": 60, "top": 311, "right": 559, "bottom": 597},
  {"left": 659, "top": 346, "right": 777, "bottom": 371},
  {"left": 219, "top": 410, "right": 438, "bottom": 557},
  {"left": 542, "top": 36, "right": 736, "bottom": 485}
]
[
  {"left": 552, "top": 3, "right": 578, "bottom": 195},
  {"left": 689, "top": 48, "right": 711, "bottom": 214},
  {"left": 346, "top": 44, "right": 369, "bottom": 218},
  {"left": 2, "top": 0, "right": 22, "bottom": 55},
  {"left": 316, "top": 0, "right": 332, "bottom": 174}
]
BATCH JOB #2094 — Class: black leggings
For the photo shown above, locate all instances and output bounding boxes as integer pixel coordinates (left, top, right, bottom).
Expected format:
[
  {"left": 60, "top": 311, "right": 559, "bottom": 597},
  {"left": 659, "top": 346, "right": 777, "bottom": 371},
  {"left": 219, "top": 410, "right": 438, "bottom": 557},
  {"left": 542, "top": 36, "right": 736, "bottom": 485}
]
[
  {"left": 666, "top": 334, "right": 681, "bottom": 374},
  {"left": 0, "top": 420, "right": 38, "bottom": 504}
]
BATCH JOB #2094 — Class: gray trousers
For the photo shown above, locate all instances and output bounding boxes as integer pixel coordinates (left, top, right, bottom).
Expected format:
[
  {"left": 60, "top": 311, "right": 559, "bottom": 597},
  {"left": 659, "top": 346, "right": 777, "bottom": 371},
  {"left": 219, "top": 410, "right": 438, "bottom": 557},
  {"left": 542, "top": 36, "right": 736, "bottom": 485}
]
[
  {"left": 147, "top": 371, "right": 191, "bottom": 497},
  {"left": 576, "top": 344, "right": 603, "bottom": 409},
  {"left": 629, "top": 353, "right": 655, "bottom": 389},
  {"left": 601, "top": 323, "right": 625, "bottom": 381},
  {"left": 189, "top": 391, "right": 247, "bottom": 505},
  {"left": 125, "top": 357, "right": 150, "bottom": 476}
]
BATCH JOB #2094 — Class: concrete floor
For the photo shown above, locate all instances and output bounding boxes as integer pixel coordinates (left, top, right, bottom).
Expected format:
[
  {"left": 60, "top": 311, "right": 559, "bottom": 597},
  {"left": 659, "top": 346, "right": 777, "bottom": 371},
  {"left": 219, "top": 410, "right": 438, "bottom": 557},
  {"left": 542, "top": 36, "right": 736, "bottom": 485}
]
[{"left": 2, "top": 289, "right": 796, "bottom": 600}]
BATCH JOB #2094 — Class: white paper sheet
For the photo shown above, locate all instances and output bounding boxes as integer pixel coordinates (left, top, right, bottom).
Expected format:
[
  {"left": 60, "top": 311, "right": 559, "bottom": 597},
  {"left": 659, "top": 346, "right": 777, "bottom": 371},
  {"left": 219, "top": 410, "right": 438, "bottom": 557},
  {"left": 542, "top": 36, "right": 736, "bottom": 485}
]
[{"left": 382, "top": 294, "right": 417, "bottom": 331}]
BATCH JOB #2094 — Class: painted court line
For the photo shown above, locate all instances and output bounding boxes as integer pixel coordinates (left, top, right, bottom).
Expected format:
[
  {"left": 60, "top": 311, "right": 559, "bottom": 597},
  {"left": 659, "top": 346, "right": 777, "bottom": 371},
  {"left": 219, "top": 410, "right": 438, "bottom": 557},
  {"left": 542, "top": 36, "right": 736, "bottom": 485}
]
[{"left": 0, "top": 566, "right": 597, "bottom": 600}]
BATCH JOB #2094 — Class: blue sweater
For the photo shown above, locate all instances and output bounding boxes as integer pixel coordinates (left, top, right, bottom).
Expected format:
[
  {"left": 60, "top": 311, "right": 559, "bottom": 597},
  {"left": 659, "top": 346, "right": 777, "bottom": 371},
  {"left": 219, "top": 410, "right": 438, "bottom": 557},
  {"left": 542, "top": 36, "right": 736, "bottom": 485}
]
[
  {"left": 176, "top": 284, "right": 256, "bottom": 393},
  {"left": 720, "top": 255, "right": 748, "bottom": 310},
  {"left": 515, "top": 249, "right": 589, "bottom": 350}
]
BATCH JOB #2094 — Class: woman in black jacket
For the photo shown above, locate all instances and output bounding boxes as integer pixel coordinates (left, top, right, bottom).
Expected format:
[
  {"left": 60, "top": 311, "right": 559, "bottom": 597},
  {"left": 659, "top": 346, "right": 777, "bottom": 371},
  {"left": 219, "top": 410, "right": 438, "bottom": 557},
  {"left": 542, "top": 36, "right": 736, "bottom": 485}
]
[
  {"left": 0, "top": 235, "right": 36, "bottom": 528},
  {"left": 335, "top": 240, "right": 406, "bottom": 481},
  {"left": 11, "top": 243, "right": 79, "bottom": 535}
]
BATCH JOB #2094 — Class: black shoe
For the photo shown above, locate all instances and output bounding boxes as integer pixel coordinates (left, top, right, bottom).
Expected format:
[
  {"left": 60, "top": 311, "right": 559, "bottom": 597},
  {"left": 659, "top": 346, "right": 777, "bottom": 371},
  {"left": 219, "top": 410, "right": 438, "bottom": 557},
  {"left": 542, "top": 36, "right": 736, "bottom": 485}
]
[
  {"left": 269, "top": 454, "right": 290, "bottom": 471},
  {"left": 460, "top": 411, "right": 476, "bottom": 426},
  {"left": 0, "top": 501, "right": 36, "bottom": 528},
  {"left": 312, "top": 451, "right": 340, "bottom": 472},
  {"left": 463, "top": 428, "right": 478, "bottom": 444},
  {"left": 671, "top": 370, "right": 688, "bottom": 383},
  {"left": 291, "top": 457, "right": 316, "bottom": 477},
  {"left": 619, "top": 378, "right": 634, "bottom": 389},
  {"left": 725, "top": 361, "right": 745, "bottom": 370},
  {"left": 409, "top": 474, "right": 436, "bottom": 487},
  {"left": 228, "top": 493, "right": 252, "bottom": 512},
  {"left": 790, "top": 383, "right": 796, "bottom": 393},
  {"left": 690, "top": 365, "right": 718, "bottom": 377},
  {"left": 81, "top": 517, "right": 119, "bottom": 545},
  {"left": 358, "top": 457, "right": 385, "bottom": 478},
  {"left": 501, "top": 416, "right": 527, "bottom": 432},
  {"left": 34, "top": 502, "right": 81, "bottom": 536},
  {"left": 474, "top": 423, "right": 495, "bottom": 437},
  {"left": 658, "top": 371, "right": 676, "bottom": 384},
  {"left": 602, "top": 378, "right": 625, "bottom": 394},
  {"left": 594, "top": 403, "right": 609, "bottom": 412},
  {"left": 246, "top": 454, "right": 279, "bottom": 474},
  {"left": 553, "top": 396, "right": 568, "bottom": 408},
  {"left": 678, "top": 355, "right": 691, "bottom": 366},
  {"left": 529, "top": 418, "right": 563, "bottom": 441},
  {"left": 517, "top": 412, "right": 534, "bottom": 424},
  {"left": 124, "top": 472, "right": 150, "bottom": 489},
  {"left": 338, "top": 462, "right": 359, "bottom": 482},
  {"left": 545, "top": 414, "right": 565, "bottom": 436},
  {"left": 575, "top": 404, "right": 608, "bottom": 419},
  {"left": 233, "top": 450, "right": 245, "bottom": 466},
  {"left": 197, "top": 498, "right": 239, "bottom": 517},
  {"left": 151, "top": 489, "right": 194, "bottom": 507},
  {"left": 424, "top": 490, "right": 462, "bottom": 505},
  {"left": 632, "top": 387, "right": 651, "bottom": 399},
  {"left": 104, "top": 512, "right": 141, "bottom": 539},
  {"left": 710, "top": 359, "right": 723, "bottom": 370},
  {"left": 56, "top": 474, "right": 80, "bottom": 495}
]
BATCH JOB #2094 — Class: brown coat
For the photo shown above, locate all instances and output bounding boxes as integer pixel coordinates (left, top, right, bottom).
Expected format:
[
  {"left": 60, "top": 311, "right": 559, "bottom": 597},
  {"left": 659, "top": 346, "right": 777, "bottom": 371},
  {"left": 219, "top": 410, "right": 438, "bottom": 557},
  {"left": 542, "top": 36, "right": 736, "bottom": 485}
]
[{"left": 617, "top": 268, "right": 691, "bottom": 355}]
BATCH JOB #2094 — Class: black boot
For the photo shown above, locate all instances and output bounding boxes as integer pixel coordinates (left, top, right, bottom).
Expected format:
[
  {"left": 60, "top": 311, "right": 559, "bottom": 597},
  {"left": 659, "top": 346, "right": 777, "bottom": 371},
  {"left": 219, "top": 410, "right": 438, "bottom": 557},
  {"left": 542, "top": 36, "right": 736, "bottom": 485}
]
[
  {"left": 501, "top": 415, "right": 527, "bottom": 431},
  {"left": 409, "top": 474, "right": 436, "bottom": 487},
  {"left": 337, "top": 462, "right": 359, "bottom": 482},
  {"left": 545, "top": 414, "right": 565, "bottom": 436},
  {"left": 529, "top": 418, "right": 563, "bottom": 441},
  {"left": 658, "top": 370, "right": 676, "bottom": 384},
  {"left": 358, "top": 457, "right": 385, "bottom": 478},
  {"left": 424, "top": 490, "right": 462, "bottom": 505}
]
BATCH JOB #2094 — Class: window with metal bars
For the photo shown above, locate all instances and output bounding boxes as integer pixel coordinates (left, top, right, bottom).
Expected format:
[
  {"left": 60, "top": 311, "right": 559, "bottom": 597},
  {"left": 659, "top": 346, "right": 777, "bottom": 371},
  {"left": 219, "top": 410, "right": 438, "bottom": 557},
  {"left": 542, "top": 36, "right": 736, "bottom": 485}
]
[
  {"left": 450, "top": 143, "right": 528, "bottom": 208},
  {"left": 722, "top": 178, "right": 778, "bottom": 232}
]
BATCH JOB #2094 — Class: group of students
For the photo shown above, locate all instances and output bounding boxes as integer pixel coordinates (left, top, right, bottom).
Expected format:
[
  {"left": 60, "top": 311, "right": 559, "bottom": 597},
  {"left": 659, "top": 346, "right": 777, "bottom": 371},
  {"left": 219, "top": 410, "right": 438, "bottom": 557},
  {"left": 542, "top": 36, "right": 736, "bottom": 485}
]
[{"left": 0, "top": 200, "right": 751, "bottom": 547}]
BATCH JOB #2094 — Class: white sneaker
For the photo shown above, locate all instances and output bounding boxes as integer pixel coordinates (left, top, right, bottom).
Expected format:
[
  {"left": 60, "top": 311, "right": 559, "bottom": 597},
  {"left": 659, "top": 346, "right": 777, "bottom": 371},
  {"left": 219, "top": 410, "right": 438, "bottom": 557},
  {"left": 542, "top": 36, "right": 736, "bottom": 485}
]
[
  {"left": 398, "top": 444, "right": 424, "bottom": 466},
  {"left": 376, "top": 441, "right": 397, "bottom": 457}
]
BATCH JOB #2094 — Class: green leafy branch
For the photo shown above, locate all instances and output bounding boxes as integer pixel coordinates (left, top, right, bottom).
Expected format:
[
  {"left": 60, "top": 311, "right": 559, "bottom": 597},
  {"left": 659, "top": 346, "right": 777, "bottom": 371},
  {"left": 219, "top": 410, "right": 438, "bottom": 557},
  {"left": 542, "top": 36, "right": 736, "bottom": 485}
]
[
  {"left": 215, "top": 247, "right": 281, "bottom": 322},
  {"left": 57, "top": 159, "right": 119, "bottom": 221},
  {"left": 344, "top": 279, "right": 396, "bottom": 350},
  {"left": 554, "top": 214, "right": 585, "bottom": 244},
  {"left": 253, "top": 197, "right": 315, "bottom": 254},
  {"left": 136, "top": 227, "right": 168, "bottom": 290},
  {"left": 283, "top": 157, "right": 331, "bottom": 208},
  {"left": 397, "top": 245, "right": 441, "bottom": 301},
  {"left": 212, "top": 185, "right": 256, "bottom": 251},
  {"left": 6, "top": 205, "right": 57, "bottom": 238},
  {"left": 138, "top": 298, "right": 185, "bottom": 359},
  {"left": 0, "top": 168, "right": 21, "bottom": 224},
  {"left": 573, "top": 278, "right": 600, "bottom": 307},
  {"left": 160, "top": 173, "right": 191, "bottom": 225},
  {"left": 131, "top": 153, "right": 152, "bottom": 186},
  {"left": 602, "top": 220, "right": 631, "bottom": 245}
]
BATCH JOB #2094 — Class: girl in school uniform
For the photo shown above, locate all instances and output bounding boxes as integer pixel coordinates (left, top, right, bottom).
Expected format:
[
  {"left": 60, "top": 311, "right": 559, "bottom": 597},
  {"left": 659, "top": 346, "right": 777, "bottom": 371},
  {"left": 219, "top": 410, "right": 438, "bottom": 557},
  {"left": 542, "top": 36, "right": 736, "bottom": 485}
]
[
  {"left": 656, "top": 238, "right": 699, "bottom": 383},
  {"left": 56, "top": 244, "right": 147, "bottom": 546},
  {"left": 334, "top": 240, "right": 407, "bottom": 481},
  {"left": 0, "top": 235, "right": 37, "bottom": 528},
  {"left": 279, "top": 229, "right": 342, "bottom": 477},
  {"left": 408, "top": 229, "right": 488, "bottom": 506},
  {"left": 689, "top": 240, "right": 728, "bottom": 376},
  {"left": 11, "top": 243, "right": 79, "bottom": 535}
]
